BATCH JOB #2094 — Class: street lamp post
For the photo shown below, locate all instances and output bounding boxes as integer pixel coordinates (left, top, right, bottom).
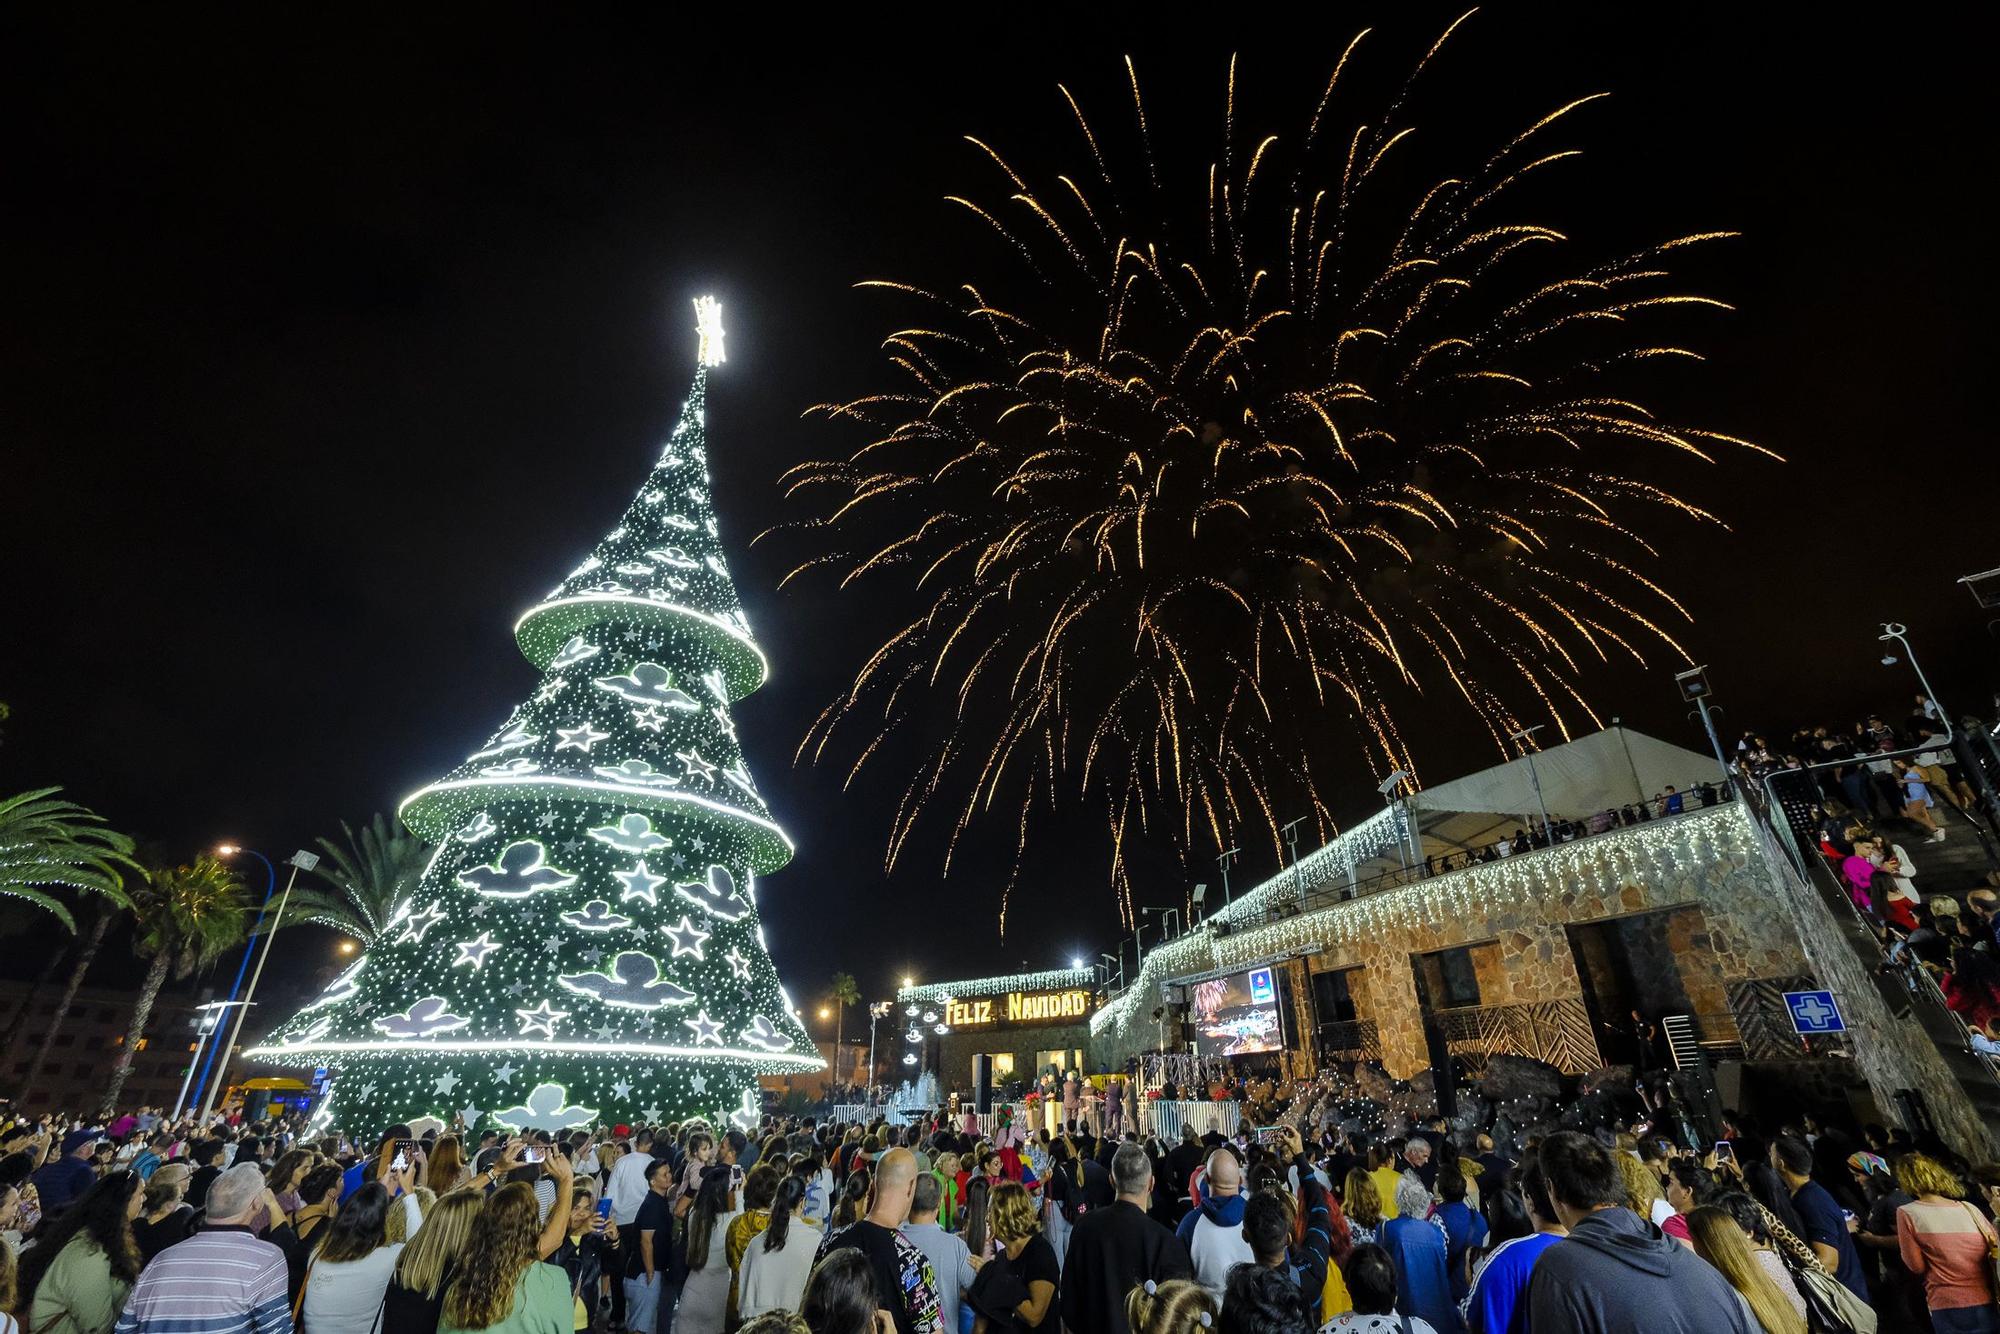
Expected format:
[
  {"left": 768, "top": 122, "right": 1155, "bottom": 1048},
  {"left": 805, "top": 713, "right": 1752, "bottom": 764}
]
[
  {"left": 1878, "top": 623, "right": 1953, "bottom": 742},
  {"left": 1672, "top": 665, "right": 1734, "bottom": 784},
  {"left": 1508, "top": 727, "right": 1553, "bottom": 845},
  {"left": 198, "top": 846, "right": 318, "bottom": 1124},
  {"left": 186, "top": 847, "right": 272, "bottom": 1120},
  {"left": 171, "top": 1000, "right": 245, "bottom": 1119}
]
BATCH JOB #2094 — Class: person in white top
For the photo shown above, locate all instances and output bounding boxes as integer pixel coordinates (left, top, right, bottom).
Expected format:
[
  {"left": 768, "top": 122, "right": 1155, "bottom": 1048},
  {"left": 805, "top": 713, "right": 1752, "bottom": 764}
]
[
  {"left": 1179, "top": 1149, "right": 1257, "bottom": 1304},
  {"left": 606, "top": 1129, "right": 657, "bottom": 1226},
  {"left": 302, "top": 1180, "right": 417, "bottom": 1334},
  {"left": 736, "top": 1176, "right": 820, "bottom": 1321},
  {"left": 676, "top": 1168, "right": 740, "bottom": 1334}
]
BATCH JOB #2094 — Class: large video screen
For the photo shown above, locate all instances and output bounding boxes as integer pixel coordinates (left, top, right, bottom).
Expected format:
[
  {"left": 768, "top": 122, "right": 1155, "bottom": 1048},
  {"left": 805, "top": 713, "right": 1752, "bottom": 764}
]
[{"left": 1189, "top": 965, "right": 1285, "bottom": 1056}]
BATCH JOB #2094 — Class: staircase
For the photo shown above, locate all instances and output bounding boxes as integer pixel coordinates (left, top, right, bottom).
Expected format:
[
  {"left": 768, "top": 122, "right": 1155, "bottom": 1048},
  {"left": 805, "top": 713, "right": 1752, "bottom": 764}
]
[{"left": 1788, "top": 828, "right": 2000, "bottom": 1148}]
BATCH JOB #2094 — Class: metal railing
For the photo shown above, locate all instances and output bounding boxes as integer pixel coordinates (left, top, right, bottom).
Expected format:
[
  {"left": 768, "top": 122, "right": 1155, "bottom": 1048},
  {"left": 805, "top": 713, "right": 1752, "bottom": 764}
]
[{"left": 1313, "top": 1018, "right": 1382, "bottom": 1063}]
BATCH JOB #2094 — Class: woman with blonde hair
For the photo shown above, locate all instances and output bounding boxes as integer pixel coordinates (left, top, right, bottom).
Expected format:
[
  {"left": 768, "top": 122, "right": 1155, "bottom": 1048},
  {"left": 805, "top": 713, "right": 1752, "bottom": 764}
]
[
  {"left": 383, "top": 1190, "right": 485, "bottom": 1334},
  {"left": 440, "top": 1184, "right": 570, "bottom": 1334},
  {"left": 1615, "top": 1152, "right": 1673, "bottom": 1229},
  {"left": 1342, "top": 1168, "right": 1384, "bottom": 1244},
  {"left": 1685, "top": 1206, "right": 1806, "bottom": 1334},
  {"left": 1892, "top": 1152, "right": 2000, "bottom": 1331},
  {"left": 387, "top": 1188, "right": 436, "bottom": 1245},
  {"left": 981, "top": 1180, "right": 1057, "bottom": 1330},
  {"left": 1125, "top": 1277, "right": 1216, "bottom": 1334}
]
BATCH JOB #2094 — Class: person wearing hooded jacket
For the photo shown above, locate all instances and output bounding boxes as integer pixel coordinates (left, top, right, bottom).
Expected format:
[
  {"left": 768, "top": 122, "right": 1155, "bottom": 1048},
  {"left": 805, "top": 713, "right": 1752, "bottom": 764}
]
[
  {"left": 1525, "top": 1132, "right": 1755, "bottom": 1333},
  {"left": 1175, "top": 1148, "right": 1254, "bottom": 1304}
]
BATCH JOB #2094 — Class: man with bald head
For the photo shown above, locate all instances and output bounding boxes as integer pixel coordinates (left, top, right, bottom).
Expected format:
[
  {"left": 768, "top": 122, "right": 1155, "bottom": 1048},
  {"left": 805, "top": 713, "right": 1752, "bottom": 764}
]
[
  {"left": 1175, "top": 1145, "right": 1256, "bottom": 1303},
  {"left": 814, "top": 1146, "right": 944, "bottom": 1334}
]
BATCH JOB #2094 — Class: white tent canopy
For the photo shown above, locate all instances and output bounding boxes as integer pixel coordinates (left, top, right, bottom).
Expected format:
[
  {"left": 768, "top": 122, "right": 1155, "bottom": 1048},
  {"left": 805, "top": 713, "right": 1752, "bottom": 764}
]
[{"left": 1404, "top": 726, "right": 1725, "bottom": 857}]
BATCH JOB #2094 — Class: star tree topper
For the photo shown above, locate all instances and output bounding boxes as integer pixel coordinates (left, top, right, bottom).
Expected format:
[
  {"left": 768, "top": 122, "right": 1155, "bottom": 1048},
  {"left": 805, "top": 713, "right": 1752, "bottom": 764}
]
[{"left": 695, "top": 295, "right": 726, "bottom": 368}]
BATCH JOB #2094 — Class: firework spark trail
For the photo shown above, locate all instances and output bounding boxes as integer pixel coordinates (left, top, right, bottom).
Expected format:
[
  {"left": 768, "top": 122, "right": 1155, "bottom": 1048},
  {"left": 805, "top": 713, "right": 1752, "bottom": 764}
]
[{"left": 763, "top": 14, "right": 1773, "bottom": 934}]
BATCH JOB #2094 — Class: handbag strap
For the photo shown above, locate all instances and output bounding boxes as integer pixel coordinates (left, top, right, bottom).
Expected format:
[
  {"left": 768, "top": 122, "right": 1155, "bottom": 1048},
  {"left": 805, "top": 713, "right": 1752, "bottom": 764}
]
[
  {"left": 292, "top": 1259, "right": 315, "bottom": 1327},
  {"left": 1961, "top": 1201, "right": 2000, "bottom": 1251}
]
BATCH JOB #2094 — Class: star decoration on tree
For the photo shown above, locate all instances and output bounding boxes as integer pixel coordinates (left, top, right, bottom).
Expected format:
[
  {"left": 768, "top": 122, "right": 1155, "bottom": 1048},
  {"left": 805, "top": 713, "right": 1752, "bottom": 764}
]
[
  {"left": 516, "top": 1001, "right": 569, "bottom": 1038},
  {"left": 555, "top": 724, "right": 611, "bottom": 754},
  {"left": 711, "top": 704, "right": 738, "bottom": 743},
  {"left": 689, "top": 1073, "right": 708, "bottom": 1095},
  {"left": 725, "top": 947, "right": 752, "bottom": 980},
  {"left": 663, "top": 916, "right": 710, "bottom": 960},
  {"left": 632, "top": 704, "right": 672, "bottom": 732},
  {"left": 682, "top": 1010, "right": 724, "bottom": 1046},
  {"left": 494, "top": 1062, "right": 520, "bottom": 1083},
  {"left": 435, "top": 1070, "right": 462, "bottom": 1095},
  {"left": 612, "top": 1079, "right": 633, "bottom": 1099},
  {"left": 398, "top": 904, "right": 448, "bottom": 944},
  {"left": 675, "top": 749, "right": 718, "bottom": 783},
  {"left": 614, "top": 859, "right": 668, "bottom": 906},
  {"left": 453, "top": 932, "right": 500, "bottom": 971}
]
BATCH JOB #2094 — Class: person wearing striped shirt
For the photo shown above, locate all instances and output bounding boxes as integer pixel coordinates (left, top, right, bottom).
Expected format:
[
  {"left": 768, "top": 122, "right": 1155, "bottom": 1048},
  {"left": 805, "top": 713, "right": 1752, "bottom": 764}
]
[{"left": 113, "top": 1165, "right": 290, "bottom": 1334}]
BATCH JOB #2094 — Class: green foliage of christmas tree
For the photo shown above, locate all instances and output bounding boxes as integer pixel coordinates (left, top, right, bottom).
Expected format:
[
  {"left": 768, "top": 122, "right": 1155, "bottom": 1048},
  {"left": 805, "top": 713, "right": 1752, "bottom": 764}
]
[{"left": 251, "top": 300, "right": 821, "bottom": 1134}]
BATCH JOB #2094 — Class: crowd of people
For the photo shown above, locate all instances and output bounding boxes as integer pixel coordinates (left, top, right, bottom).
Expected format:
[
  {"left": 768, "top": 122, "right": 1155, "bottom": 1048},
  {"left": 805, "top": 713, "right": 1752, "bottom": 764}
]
[
  {"left": 1743, "top": 693, "right": 2000, "bottom": 1063},
  {"left": 1734, "top": 695, "right": 1994, "bottom": 836},
  {"left": 2, "top": 1085, "right": 1998, "bottom": 1334}
]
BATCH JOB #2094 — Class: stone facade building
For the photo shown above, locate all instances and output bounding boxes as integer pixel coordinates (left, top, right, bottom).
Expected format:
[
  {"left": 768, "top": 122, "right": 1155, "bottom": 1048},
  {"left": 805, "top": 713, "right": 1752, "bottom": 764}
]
[{"left": 1091, "top": 746, "right": 1997, "bottom": 1158}]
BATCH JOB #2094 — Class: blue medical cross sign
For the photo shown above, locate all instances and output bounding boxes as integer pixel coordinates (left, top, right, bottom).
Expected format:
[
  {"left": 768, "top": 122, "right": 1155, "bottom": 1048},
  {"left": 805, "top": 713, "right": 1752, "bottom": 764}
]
[{"left": 1783, "top": 989, "right": 1846, "bottom": 1035}]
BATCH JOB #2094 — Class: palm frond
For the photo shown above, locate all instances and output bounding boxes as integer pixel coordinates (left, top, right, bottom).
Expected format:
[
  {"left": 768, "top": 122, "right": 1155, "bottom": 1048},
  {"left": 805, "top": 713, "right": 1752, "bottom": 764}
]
[
  {"left": 0, "top": 786, "right": 140, "bottom": 931},
  {"left": 260, "top": 814, "right": 429, "bottom": 946}
]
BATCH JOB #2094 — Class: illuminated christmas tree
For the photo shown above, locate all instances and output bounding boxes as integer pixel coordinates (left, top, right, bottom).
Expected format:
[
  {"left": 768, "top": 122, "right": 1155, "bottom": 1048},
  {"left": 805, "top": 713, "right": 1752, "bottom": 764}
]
[{"left": 250, "top": 299, "right": 821, "bottom": 1133}]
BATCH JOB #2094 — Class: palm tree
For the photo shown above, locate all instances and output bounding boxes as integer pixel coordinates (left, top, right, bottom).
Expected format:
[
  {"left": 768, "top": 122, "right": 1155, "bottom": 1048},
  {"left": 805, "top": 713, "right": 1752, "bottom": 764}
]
[
  {"left": 0, "top": 787, "right": 138, "bottom": 929},
  {"left": 0, "top": 787, "right": 139, "bottom": 1072},
  {"left": 17, "top": 900, "right": 118, "bottom": 1095},
  {"left": 257, "top": 814, "right": 428, "bottom": 947},
  {"left": 98, "top": 855, "right": 249, "bottom": 1118},
  {"left": 829, "top": 971, "right": 860, "bottom": 1085}
]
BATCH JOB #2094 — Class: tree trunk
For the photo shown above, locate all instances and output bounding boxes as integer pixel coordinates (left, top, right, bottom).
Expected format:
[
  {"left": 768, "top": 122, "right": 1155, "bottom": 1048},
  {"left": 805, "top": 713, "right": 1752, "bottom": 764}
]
[
  {"left": 98, "top": 949, "right": 171, "bottom": 1120},
  {"left": 835, "top": 1000, "right": 845, "bottom": 1087},
  {"left": 19, "top": 905, "right": 113, "bottom": 1098},
  {"left": 0, "top": 945, "right": 69, "bottom": 1078}
]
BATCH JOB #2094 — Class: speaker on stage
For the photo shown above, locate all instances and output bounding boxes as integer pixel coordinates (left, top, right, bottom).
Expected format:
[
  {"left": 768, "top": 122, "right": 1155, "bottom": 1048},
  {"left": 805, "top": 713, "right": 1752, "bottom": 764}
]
[{"left": 972, "top": 1054, "right": 993, "bottom": 1113}]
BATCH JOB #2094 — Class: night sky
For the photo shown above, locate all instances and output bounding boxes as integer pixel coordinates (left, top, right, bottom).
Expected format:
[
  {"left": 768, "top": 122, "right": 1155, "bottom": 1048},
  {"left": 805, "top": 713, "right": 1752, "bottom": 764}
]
[{"left": 4, "top": 8, "right": 1993, "bottom": 1019}]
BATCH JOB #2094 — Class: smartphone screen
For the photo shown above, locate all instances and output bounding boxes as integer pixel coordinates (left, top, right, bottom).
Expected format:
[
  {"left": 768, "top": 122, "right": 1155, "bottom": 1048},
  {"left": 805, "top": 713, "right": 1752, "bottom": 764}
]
[
  {"left": 1713, "top": 1141, "right": 1735, "bottom": 1161},
  {"left": 597, "top": 1196, "right": 614, "bottom": 1220},
  {"left": 525, "top": 1147, "right": 544, "bottom": 1164},
  {"left": 391, "top": 1151, "right": 408, "bottom": 1172}
]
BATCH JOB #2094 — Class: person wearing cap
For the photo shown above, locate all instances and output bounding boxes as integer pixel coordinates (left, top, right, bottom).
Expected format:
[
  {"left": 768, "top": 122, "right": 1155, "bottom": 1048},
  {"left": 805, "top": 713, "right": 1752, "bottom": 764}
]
[
  {"left": 31, "top": 1129, "right": 102, "bottom": 1214},
  {"left": 131, "top": 1164, "right": 196, "bottom": 1263}
]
